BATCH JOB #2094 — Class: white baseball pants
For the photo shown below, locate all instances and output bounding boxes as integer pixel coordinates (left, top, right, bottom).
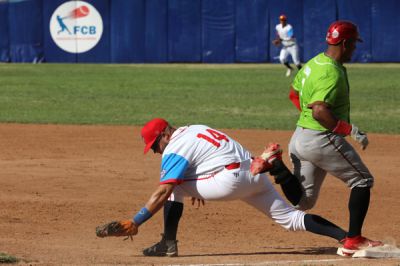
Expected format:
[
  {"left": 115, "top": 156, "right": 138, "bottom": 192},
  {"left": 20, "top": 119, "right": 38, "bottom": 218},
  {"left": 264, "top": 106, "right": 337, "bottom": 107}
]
[{"left": 169, "top": 159, "right": 306, "bottom": 231}]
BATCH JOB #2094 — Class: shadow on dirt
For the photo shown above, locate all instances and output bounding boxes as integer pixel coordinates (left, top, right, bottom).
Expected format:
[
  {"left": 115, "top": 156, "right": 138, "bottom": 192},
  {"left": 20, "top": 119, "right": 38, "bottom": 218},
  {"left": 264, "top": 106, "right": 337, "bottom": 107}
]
[{"left": 135, "top": 247, "right": 338, "bottom": 257}]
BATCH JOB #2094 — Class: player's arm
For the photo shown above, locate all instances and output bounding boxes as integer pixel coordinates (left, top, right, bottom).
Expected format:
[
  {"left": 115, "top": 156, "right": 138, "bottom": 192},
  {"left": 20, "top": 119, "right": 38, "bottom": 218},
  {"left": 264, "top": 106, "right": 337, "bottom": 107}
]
[
  {"left": 285, "top": 26, "right": 294, "bottom": 41},
  {"left": 272, "top": 29, "right": 282, "bottom": 46},
  {"left": 308, "top": 101, "right": 337, "bottom": 130},
  {"left": 145, "top": 183, "right": 176, "bottom": 215},
  {"left": 308, "top": 101, "right": 369, "bottom": 150},
  {"left": 132, "top": 183, "right": 176, "bottom": 226},
  {"left": 289, "top": 86, "right": 301, "bottom": 111}
]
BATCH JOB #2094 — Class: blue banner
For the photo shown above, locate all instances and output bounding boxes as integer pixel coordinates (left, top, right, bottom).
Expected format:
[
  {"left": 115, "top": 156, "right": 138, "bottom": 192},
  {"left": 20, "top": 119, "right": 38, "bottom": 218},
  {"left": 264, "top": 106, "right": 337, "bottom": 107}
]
[
  {"left": 168, "top": 0, "right": 202, "bottom": 62},
  {"left": 43, "top": 0, "right": 79, "bottom": 62},
  {"left": 76, "top": 0, "right": 110, "bottom": 63},
  {"left": 202, "top": 0, "right": 235, "bottom": 63},
  {"left": 337, "top": 0, "right": 372, "bottom": 62},
  {"left": 9, "top": 0, "right": 44, "bottom": 62},
  {"left": 3, "top": 0, "right": 400, "bottom": 63},
  {"left": 236, "top": 0, "right": 269, "bottom": 62},
  {"left": 145, "top": 0, "right": 167, "bottom": 63},
  {"left": 303, "top": 0, "right": 336, "bottom": 61},
  {"left": 110, "top": 0, "right": 144, "bottom": 63},
  {"left": 371, "top": 0, "right": 400, "bottom": 62},
  {"left": 0, "top": 2, "right": 10, "bottom": 62}
]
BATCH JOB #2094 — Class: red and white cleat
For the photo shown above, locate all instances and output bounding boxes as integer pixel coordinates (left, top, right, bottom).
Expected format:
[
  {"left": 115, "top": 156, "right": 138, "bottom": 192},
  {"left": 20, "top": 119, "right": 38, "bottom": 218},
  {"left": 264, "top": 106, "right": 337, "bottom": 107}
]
[
  {"left": 337, "top": 235, "right": 384, "bottom": 257},
  {"left": 260, "top": 143, "right": 283, "bottom": 163},
  {"left": 250, "top": 143, "right": 283, "bottom": 176}
]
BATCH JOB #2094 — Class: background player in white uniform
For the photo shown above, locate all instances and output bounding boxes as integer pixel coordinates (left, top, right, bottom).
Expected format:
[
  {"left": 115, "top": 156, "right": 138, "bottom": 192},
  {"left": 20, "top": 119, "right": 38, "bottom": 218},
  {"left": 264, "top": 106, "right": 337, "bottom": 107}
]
[
  {"left": 127, "top": 118, "right": 347, "bottom": 257},
  {"left": 273, "top": 14, "right": 302, "bottom": 77}
]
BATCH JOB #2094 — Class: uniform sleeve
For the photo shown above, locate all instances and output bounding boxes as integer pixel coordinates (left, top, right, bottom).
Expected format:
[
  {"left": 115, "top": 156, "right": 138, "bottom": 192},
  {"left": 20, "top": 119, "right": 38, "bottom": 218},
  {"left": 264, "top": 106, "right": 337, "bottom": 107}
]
[
  {"left": 286, "top": 25, "right": 294, "bottom": 39},
  {"left": 159, "top": 153, "right": 189, "bottom": 184},
  {"left": 309, "top": 73, "right": 340, "bottom": 106},
  {"left": 291, "top": 67, "right": 303, "bottom": 92}
]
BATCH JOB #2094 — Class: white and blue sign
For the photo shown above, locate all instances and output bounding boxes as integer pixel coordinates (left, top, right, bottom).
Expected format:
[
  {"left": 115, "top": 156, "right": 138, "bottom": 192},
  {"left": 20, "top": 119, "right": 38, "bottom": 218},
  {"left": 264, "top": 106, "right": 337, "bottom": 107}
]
[{"left": 50, "top": 1, "right": 103, "bottom": 53}]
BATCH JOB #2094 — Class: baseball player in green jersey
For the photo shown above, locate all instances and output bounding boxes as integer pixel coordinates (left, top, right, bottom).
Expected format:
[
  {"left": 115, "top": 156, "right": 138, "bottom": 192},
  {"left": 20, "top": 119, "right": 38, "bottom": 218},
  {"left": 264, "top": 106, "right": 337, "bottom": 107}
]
[{"left": 283, "top": 21, "right": 383, "bottom": 257}]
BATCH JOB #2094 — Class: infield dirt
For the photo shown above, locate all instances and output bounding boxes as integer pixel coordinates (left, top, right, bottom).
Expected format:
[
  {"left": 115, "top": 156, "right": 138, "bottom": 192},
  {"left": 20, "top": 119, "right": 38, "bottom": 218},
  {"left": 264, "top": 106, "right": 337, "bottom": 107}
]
[{"left": 0, "top": 124, "right": 399, "bottom": 265}]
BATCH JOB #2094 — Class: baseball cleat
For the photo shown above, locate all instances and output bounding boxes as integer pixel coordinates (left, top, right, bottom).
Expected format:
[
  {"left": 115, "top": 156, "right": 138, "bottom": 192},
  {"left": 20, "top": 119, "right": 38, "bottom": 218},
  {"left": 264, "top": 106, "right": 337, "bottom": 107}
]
[
  {"left": 260, "top": 143, "right": 283, "bottom": 163},
  {"left": 142, "top": 234, "right": 178, "bottom": 257},
  {"left": 250, "top": 143, "right": 283, "bottom": 176},
  {"left": 337, "top": 235, "right": 383, "bottom": 257},
  {"left": 286, "top": 68, "right": 292, "bottom": 77}
]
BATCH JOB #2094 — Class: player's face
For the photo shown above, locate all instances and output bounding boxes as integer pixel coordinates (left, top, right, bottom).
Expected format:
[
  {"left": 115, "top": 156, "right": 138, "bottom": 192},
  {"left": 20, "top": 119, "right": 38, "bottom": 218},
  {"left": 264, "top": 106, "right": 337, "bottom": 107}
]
[
  {"left": 151, "top": 135, "right": 162, "bottom": 154},
  {"left": 342, "top": 39, "right": 357, "bottom": 62},
  {"left": 151, "top": 133, "right": 170, "bottom": 154},
  {"left": 280, "top": 20, "right": 286, "bottom": 26}
]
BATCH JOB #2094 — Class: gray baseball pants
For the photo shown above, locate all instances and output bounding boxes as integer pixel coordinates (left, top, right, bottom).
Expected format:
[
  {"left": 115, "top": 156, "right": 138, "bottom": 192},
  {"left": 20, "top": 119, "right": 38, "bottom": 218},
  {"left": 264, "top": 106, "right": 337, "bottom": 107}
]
[{"left": 289, "top": 126, "right": 374, "bottom": 210}]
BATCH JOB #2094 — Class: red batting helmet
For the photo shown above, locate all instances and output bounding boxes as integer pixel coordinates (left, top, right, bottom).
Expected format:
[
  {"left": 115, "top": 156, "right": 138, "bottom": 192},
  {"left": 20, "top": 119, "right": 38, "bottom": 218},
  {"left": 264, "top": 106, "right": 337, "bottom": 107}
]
[
  {"left": 326, "top": 21, "right": 363, "bottom": 45},
  {"left": 279, "top": 14, "right": 287, "bottom": 21}
]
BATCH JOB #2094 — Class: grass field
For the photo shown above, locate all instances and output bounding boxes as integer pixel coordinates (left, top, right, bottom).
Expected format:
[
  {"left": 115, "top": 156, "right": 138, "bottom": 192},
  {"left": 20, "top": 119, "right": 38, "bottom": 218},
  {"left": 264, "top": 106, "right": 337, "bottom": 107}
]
[{"left": 0, "top": 63, "right": 399, "bottom": 133}]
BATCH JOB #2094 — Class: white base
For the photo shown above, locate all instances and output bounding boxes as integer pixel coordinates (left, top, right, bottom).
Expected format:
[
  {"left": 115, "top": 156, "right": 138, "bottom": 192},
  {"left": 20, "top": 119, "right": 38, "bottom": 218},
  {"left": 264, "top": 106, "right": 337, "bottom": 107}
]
[{"left": 337, "top": 244, "right": 400, "bottom": 258}]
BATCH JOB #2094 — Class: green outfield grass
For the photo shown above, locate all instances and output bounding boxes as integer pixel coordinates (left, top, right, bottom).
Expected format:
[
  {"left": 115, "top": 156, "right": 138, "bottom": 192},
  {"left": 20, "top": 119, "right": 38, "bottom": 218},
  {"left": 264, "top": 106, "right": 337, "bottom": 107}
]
[{"left": 0, "top": 63, "right": 399, "bottom": 133}]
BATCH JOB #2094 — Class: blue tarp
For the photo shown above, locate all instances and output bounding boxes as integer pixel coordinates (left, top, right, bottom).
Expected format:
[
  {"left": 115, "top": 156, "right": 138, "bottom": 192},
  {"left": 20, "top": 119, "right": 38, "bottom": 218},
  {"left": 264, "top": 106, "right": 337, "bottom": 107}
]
[
  {"left": 337, "top": 0, "right": 372, "bottom": 62},
  {"left": 110, "top": 0, "right": 144, "bottom": 63},
  {"left": 371, "top": 0, "right": 400, "bottom": 62},
  {"left": 168, "top": 0, "right": 202, "bottom": 62},
  {"left": 145, "top": 0, "right": 167, "bottom": 62},
  {"left": 303, "top": 0, "right": 336, "bottom": 61},
  {"left": 43, "top": 0, "right": 77, "bottom": 63},
  {"left": 76, "top": 0, "right": 110, "bottom": 63},
  {"left": 202, "top": 0, "right": 235, "bottom": 63},
  {"left": 8, "top": 0, "right": 44, "bottom": 62},
  {"left": 3, "top": 0, "right": 400, "bottom": 63},
  {"left": 235, "top": 0, "right": 269, "bottom": 62},
  {"left": 0, "top": 2, "right": 10, "bottom": 62}
]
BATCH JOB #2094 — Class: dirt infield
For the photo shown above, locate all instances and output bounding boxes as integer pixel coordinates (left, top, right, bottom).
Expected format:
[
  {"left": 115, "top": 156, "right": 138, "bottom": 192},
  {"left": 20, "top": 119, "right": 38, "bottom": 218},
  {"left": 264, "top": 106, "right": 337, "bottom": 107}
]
[{"left": 0, "top": 124, "right": 399, "bottom": 265}]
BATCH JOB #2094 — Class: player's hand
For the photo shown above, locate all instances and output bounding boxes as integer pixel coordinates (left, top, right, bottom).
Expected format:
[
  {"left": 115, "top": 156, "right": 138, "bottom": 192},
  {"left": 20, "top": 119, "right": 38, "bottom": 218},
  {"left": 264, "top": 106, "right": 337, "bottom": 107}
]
[
  {"left": 272, "top": 39, "right": 281, "bottom": 47},
  {"left": 350, "top": 125, "right": 369, "bottom": 150},
  {"left": 191, "top": 197, "right": 205, "bottom": 208}
]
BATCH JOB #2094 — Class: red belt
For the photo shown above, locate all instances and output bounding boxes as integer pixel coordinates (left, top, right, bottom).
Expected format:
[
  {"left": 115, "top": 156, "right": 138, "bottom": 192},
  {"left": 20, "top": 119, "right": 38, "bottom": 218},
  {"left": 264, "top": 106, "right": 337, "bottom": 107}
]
[{"left": 225, "top": 162, "right": 240, "bottom": 170}]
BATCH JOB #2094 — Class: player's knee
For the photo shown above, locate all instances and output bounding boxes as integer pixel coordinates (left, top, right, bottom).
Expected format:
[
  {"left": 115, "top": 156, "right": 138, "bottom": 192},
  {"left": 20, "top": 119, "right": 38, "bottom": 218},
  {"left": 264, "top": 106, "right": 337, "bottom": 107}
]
[
  {"left": 296, "top": 196, "right": 317, "bottom": 211},
  {"left": 279, "top": 210, "right": 306, "bottom": 231}
]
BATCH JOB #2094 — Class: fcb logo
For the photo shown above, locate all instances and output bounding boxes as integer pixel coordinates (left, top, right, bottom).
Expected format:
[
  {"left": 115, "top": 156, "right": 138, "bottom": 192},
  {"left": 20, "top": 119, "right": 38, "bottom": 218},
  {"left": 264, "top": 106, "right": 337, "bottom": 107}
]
[{"left": 49, "top": 1, "right": 103, "bottom": 53}]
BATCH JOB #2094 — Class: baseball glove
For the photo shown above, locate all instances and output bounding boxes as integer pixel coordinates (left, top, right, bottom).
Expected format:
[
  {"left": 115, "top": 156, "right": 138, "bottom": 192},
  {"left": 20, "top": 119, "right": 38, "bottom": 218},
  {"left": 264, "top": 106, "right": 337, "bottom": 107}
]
[
  {"left": 96, "top": 220, "right": 138, "bottom": 240},
  {"left": 272, "top": 39, "right": 281, "bottom": 47}
]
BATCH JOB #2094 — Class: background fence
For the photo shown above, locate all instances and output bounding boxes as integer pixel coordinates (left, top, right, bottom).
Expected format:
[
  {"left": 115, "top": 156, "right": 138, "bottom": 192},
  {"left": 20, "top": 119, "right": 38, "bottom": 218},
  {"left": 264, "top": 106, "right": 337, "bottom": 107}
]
[{"left": 0, "top": 0, "right": 399, "bottom": 63}]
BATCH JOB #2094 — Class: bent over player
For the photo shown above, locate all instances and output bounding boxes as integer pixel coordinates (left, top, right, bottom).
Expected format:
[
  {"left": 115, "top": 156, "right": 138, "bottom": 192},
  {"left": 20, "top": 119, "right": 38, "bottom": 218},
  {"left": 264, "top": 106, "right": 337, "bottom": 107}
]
[
  {"left": 97, "top": 118, "right": 348, "bottom": 256},
  {"left": 282, "top": 21, "right": 383, "bottom": 256},
  {"left": 272, "top": 14, "right": 302, "bottom": 77}
]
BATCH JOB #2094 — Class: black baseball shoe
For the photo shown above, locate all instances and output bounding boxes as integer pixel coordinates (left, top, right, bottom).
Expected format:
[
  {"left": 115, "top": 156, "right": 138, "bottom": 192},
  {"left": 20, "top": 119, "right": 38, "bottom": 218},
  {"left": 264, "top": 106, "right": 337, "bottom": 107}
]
[{"left": 142, "top": 234, "right": 178, "bottom": 257}]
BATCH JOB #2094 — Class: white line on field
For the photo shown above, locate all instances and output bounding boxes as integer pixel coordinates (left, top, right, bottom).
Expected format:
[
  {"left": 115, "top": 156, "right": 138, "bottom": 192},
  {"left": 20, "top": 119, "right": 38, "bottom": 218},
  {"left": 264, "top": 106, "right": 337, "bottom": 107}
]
[{"left": 168, "top": 258, "right": 353, "bottom": 266}]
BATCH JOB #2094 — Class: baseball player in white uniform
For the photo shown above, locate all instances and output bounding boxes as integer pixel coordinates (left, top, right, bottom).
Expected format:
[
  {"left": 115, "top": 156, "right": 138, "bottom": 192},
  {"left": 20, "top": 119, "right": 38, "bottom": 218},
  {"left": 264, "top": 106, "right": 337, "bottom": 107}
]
[
  {"left": 127, "top": 118, "right": 347, "bottom": 257},
  {"left": 273, "top": 14, "right": 302, "bottom": 77}
]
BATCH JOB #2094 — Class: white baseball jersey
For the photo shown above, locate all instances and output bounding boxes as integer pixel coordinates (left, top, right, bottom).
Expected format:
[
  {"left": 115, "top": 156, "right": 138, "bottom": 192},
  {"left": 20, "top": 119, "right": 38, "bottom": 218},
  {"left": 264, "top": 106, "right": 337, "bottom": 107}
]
[
  {"left": 160, "top": 125, "right": 251, "bottom": 184},
  {"left": 159, "top": 125, "right": 306, "bottom": 232},
  {"left": 275, "top": 23, "right": 301, "bottom": 65},
  {"left": 275, "top": 23, "right": 296, "bottom": 47}
]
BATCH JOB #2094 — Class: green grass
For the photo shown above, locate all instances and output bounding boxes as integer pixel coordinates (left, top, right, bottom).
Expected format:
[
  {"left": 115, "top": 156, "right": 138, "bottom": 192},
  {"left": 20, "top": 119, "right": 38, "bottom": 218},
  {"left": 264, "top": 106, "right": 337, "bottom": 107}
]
[
  {"left": 0, "top": 63, "right": 399, "bottom": 133},
  {"left": 0, "top": 252, "right": 18, "bottom": 263}
]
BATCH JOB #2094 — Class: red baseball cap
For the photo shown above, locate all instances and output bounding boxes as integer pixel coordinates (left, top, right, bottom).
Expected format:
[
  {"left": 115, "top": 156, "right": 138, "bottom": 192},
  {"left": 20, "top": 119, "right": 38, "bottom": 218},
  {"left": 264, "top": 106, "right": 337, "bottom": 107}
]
[
  {"left": 279, "top": 14, "right": 287, "bottom": 21},
  {"left": 326, "top": 20, "right": 363, "bottom": 45},
  {"left": 141, "top": 118, "right": 168, "bottom": 154}
]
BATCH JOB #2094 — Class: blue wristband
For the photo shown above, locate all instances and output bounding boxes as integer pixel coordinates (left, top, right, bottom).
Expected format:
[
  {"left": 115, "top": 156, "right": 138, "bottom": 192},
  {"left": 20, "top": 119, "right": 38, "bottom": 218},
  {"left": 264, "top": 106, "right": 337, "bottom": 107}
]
[{"left": 133, "top": 207, "right": 152, "bottom": 225}]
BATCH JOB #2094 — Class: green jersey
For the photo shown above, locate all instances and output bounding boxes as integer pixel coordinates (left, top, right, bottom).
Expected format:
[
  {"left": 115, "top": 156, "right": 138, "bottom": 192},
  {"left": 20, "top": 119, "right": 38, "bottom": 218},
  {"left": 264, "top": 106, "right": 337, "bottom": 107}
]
[{"left": 292, "top": 53, "right": 350, "bottom": 131}]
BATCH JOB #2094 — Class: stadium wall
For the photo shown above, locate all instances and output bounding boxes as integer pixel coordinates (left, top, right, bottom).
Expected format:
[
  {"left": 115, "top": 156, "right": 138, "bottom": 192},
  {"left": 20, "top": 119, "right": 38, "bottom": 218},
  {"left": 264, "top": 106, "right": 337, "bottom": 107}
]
[{"left": 0, "top": 0, "right": 399, "bottom": 63}]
